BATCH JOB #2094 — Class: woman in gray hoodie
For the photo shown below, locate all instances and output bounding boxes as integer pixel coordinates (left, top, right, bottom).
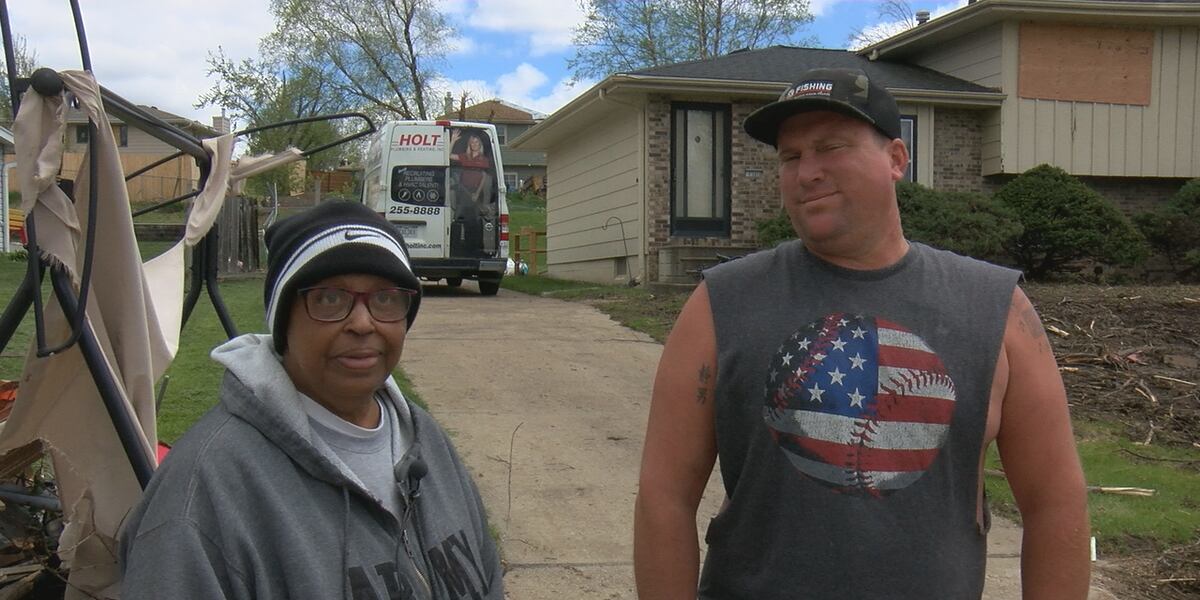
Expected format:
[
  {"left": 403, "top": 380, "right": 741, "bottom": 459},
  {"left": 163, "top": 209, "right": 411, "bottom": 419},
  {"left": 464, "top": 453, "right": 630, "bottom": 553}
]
[{"left": 119, "top": 201, "right": 503, "bottom": 599}]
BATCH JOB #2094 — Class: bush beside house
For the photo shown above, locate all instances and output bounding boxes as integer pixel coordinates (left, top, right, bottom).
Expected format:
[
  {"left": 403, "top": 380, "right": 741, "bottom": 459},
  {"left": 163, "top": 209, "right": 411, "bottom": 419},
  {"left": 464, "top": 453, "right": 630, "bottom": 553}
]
[
  {"left": 995, "top": 165, "right": 1148, "bottom": 280},
  {"left": 755, "top": 165, "right": 1192, "bottom": 282},
  {"left": 1134, "top": 179, "right": 1200, "bottom": 281}
]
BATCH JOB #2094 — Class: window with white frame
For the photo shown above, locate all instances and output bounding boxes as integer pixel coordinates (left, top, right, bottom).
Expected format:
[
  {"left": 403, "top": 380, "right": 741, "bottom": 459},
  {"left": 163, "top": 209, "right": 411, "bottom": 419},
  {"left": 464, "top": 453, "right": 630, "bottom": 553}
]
[
  {"left": 504, "top": 172, "right": 518, "bottom": 191},
  {"left": 495, "top": 124, "right": 507, "bottom": 146},
  {"left": 900, "top": 116, "right": 916, "bottom": 182}
]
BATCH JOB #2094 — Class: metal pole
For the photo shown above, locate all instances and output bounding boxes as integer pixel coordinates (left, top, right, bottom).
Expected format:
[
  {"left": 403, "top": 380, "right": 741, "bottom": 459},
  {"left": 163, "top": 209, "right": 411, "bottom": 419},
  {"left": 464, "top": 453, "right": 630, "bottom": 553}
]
[{"left": 48, "top": 266, "right": 155, "bottom": 488}]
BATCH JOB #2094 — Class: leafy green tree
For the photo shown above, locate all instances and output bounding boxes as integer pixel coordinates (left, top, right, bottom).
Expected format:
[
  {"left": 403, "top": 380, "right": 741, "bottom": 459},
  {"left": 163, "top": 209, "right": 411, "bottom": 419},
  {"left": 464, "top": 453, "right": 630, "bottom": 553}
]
[
  {"left": 895, "top": 181, "right": 1021, "bottom": 263},
  {"left": 1133, "top": 178, "right": 1200, "bottom": 280},
  {"left": 569, "top": 0, "right": 814, "bottom": 80},
  {"left": 995, "top": 164, "right": 1148, "bottom": 279}
]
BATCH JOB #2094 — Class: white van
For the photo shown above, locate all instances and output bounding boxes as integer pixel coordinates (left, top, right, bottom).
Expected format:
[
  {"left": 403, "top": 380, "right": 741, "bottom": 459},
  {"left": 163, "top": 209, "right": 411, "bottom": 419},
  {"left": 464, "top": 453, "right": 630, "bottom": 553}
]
[{"left": 362, "top": 120, "right": 509, "bottom": 295}]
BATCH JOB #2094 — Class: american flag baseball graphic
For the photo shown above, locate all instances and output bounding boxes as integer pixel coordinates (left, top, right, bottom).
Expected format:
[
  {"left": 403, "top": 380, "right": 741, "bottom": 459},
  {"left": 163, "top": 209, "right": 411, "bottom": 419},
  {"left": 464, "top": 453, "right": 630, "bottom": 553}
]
[{"left": 762, "top": 313, "right": 956, "bottom": 497}]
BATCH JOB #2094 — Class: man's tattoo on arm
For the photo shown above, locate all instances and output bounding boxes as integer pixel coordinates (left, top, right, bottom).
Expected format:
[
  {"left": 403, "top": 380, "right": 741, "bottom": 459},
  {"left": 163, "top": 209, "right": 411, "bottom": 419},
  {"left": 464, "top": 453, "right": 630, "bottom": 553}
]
[
  {"left": 1015, "top": 299, "right": 1053, "bottom": 355},
  {"left": 696, "top": 363, "right": 712, "bottom": 405}
]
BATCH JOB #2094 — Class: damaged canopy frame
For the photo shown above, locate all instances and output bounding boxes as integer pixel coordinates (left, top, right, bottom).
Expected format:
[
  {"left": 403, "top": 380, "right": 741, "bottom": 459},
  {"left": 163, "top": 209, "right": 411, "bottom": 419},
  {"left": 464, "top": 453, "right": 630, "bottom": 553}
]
[{"left": 0, "top": 0, "right": 376, "bottom": 491}]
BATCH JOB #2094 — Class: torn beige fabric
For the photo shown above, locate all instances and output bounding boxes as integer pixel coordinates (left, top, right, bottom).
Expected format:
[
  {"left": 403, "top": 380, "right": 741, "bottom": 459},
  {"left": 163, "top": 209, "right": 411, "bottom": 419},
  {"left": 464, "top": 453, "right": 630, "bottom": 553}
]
[
  {"left": 229, "top": 147, "right": 303, "bottom": 195},
  {"left": 2, "top": 70, "right": 165, "bottom": 600},
  {"left": 145, "top": 133, "right": 236, "bottom": 356}
]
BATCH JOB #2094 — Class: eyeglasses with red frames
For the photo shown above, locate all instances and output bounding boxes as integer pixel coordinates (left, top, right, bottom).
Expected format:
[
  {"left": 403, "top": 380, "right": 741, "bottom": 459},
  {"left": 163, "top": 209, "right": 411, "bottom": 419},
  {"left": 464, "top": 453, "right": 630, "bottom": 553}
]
[{"left": 298, "top": 287, "right": 417, "bottom": 323}]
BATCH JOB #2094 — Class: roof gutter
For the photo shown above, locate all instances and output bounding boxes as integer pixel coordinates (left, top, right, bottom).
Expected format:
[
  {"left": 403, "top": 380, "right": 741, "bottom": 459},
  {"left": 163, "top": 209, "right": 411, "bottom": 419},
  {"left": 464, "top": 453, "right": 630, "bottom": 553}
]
[{"left": 890, "top": 88, "right": 1006, "bottom": 107}]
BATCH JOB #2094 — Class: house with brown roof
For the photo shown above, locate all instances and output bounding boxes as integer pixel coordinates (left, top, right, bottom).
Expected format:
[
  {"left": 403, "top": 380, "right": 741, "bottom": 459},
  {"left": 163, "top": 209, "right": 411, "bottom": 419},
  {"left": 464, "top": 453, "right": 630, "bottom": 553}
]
[
  {"left": 438, "top": 96, "right": 547, "bottom": 193},
  {"left": 63, "top": 105, "right": 219, "bottom": 204},
  {"left": 511, "top": 0, "right": 1200, "bottom": 286}
]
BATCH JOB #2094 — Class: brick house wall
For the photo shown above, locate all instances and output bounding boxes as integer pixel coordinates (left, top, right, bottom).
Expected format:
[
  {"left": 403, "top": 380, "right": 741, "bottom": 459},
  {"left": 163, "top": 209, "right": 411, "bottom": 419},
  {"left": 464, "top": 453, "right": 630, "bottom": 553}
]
[
  {"left": 644, "top": 96, "right": 778, "bottom": 282},
  {"left": 932, "top": 108, "right": 985, "bottom": 194}
]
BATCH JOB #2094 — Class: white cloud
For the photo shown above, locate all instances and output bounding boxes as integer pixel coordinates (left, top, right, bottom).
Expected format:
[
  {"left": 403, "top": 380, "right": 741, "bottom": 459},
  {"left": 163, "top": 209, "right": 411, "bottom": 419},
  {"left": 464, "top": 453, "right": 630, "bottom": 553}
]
[
  {"left": 467, "top": 0, "right": 586, "bottom": 56},
  {"left": 809, "top": 0, "right": 846, "bottom": 17},
  {"left": 8, "top": 0, "right": 274, "bottom": 125},
  {"left": 436, "top": 63, "right": 595, "bottom": 118},
  {"left": 447, "top": 35, "right": 480, "bottom": 56},
  {"left": 497, "top": 63, "right": 549, "bottom": 99},
  {"left": 846, "top": 0, "right": 967, "bottom": 50}
]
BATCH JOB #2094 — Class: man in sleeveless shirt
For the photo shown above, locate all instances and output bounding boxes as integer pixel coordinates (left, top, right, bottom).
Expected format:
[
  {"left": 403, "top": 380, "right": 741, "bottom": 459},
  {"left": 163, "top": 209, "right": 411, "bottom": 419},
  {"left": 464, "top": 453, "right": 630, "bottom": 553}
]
[{"left": 634, "top": 68, "right": 1090, "bottom": 599}]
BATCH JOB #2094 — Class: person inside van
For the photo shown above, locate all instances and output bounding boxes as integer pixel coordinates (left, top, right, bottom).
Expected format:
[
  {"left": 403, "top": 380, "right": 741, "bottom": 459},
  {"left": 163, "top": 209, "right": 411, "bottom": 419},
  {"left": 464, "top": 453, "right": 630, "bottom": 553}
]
[
  {"left": 119, "top": 201, "right": 503, "bottom": 599},
  {"left": 450, "top": 129, "right": 494, "bottom": 205}
]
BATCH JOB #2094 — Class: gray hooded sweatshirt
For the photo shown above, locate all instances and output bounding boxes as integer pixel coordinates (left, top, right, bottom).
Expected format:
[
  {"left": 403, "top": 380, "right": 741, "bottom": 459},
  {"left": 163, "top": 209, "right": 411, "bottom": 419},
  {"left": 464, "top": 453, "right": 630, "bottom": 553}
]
[{"left": 119, "top": 334, "right": 502, "bottom": 600}]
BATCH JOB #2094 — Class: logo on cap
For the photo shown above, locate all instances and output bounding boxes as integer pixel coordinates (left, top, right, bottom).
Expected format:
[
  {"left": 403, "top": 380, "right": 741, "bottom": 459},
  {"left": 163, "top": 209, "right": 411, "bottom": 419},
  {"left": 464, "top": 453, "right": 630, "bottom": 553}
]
[{"left": 783, "top": 80, "right": 834, "bottom": 100}]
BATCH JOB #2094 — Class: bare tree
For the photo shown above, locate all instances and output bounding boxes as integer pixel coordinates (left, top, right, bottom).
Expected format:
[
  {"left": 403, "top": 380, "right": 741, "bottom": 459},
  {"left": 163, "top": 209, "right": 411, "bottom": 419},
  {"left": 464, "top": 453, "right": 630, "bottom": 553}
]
[
  {"left": 569, "top": 0, "right": 813, "bottom": 81},
  {"left": 267, "top": 0, "right": 452, "bottom": 120},
  {"left": 1, "top": 34, "right": 40, "bottom": 122},
  {"left": 846, "top": 0, "right": 919, "bottom": 50}
]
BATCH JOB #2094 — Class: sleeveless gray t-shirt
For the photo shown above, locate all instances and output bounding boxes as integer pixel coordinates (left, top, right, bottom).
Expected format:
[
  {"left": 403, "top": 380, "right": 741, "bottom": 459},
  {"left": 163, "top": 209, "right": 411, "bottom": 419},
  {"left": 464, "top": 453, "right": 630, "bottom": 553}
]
[{"left": 700, "top": 241, "right": 1019, "bottom": 599}]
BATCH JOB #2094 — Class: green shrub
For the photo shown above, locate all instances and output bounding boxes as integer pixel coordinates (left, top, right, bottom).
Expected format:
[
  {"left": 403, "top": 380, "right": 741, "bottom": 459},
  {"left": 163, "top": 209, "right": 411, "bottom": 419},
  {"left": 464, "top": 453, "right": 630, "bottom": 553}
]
[
  {"left": 994, "top": 164, "right": 1148, "bottom": 279},
  {"left": 895, "top": 181, "right": 1021, "bottom": 262},
  {"left": 1133, "top": 178, "right": 1200, "bottom": 280},
  {"left": 754, "top": 183, "right": 1022, "bottom": 261},
  {"left": 756, "top": 210, "right": 796, "bottom": 248}
]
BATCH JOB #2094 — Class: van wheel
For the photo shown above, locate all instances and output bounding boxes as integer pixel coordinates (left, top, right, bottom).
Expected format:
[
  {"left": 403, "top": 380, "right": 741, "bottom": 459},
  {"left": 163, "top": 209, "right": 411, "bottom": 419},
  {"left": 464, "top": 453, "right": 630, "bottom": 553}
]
[
  {"left": 445, "top": 277, "right": 463, "bottom": 288},
  {"left": 478, "top": 280, "right": 501, "bottom": 296}
]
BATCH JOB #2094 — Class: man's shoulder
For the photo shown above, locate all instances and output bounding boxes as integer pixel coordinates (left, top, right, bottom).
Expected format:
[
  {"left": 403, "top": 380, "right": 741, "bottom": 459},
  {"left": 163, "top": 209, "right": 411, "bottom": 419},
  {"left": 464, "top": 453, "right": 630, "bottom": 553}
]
[
  {"left": 913, "top": 241, "right": 1021, "bottom": 279},
  {"left": 704, "top": 241, "right": 800, "bottom": 282}
]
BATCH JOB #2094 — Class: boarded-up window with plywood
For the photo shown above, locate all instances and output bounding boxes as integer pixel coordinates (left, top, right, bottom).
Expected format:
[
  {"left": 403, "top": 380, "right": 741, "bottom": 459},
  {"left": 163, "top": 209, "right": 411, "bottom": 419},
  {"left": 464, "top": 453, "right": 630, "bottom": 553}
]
[{"left": 1019, "top": 22, "right": 1153, "bottom": 105}]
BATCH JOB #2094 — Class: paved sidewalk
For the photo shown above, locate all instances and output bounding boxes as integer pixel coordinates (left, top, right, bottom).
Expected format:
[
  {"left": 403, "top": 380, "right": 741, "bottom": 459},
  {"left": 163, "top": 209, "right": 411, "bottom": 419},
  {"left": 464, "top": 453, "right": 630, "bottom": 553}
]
[{"left": 401, "top": 284, "right": 1112, "bottom": 599}]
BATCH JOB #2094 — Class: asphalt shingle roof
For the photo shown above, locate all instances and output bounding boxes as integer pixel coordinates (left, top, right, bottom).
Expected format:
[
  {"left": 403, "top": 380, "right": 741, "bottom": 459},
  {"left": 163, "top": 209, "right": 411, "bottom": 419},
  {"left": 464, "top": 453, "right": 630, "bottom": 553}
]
[{"left": 630, "top": 46, "right": 997, "bottom": 94}]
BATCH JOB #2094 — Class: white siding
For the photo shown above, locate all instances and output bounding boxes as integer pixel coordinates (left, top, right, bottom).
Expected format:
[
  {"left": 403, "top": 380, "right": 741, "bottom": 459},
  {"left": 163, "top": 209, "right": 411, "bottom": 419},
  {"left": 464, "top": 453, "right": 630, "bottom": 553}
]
[
  {"left": 544, "top": 108, "right": 642, "bottom": 274},
  {"left": 1001, "top": 25, "right": 1200, "bottom": 176},
  {"left": 914, "top": 23, "right": 1003, "bottom": 88}
]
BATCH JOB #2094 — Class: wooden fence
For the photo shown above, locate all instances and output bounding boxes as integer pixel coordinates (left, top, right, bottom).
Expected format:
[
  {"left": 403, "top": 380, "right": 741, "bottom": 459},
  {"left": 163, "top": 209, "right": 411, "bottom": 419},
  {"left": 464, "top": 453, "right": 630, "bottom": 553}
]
[
  {"left": 510, "top": 227, "right": 547, "bottom": 275},
  {"left": 216, "top": 197, "right": 262, "bottom": 275}
]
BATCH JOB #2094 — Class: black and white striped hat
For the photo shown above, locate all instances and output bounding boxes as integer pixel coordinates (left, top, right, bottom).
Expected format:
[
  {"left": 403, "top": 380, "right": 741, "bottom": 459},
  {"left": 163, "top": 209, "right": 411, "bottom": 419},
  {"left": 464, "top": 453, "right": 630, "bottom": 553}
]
[{"left": 263, "top": 201, "right": 421, "bottom": 353}]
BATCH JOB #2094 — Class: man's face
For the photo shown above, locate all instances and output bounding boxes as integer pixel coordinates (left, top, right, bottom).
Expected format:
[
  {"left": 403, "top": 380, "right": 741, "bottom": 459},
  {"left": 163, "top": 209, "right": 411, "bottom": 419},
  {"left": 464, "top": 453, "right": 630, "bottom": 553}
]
[
  {"left": 281, "top": 273, "right": 407, "bottom": 413},
  {"left": 775, "top": 110, "right": 908, "bottom": 255}
]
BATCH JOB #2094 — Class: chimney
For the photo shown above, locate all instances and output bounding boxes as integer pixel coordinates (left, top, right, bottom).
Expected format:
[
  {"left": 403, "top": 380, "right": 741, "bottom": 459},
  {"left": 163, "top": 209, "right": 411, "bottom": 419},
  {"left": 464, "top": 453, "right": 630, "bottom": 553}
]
[
  {"left": 444, "top": 92, "right": 453, "bottom": 118},
  {"left": 915, "top": 10, "right": 930, "bottom": 24},
  {"left": 211, "top": 110, "right": 230, "bottom": 134}
]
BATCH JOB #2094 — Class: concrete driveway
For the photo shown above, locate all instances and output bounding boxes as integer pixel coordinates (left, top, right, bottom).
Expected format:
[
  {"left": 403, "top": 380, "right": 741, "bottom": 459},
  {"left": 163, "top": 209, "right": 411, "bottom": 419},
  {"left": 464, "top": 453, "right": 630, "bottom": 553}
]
[{"left": 401, "top": 283, "right": 1112, "bottom": 599}]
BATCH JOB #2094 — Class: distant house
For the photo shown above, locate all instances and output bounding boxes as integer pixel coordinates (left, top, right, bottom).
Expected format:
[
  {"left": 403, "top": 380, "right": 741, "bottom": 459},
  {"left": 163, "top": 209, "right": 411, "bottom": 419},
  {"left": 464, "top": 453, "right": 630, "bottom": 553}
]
[
  {"left": 1, "top": 125, "right": 15, "bottom": 252},
  {"left": 63, "top": 105, "right": 219, "bottom": 204},
  {"left": 438, "top": 97, "right": 547, "bottom": 193},
  {"left": 511, "top": 0, "right": 1200, "bottom": 286}
]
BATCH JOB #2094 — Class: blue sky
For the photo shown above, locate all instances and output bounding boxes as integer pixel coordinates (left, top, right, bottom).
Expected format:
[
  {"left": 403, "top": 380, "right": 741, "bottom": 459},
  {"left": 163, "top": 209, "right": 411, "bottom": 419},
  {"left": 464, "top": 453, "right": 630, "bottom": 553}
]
[{"left": 10, "top": 0, "right": 966, "bottom": 126}]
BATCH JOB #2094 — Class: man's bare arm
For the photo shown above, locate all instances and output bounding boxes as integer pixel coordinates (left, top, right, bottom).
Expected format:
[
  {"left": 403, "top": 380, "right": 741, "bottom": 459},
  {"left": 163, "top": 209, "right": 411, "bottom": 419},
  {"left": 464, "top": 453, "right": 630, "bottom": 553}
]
[
  {"left": 996, "top": 287, "right": 1091, "bottom": 599},
  {"left": 634, "top": 282, "right": 719, "bottom": 599}
]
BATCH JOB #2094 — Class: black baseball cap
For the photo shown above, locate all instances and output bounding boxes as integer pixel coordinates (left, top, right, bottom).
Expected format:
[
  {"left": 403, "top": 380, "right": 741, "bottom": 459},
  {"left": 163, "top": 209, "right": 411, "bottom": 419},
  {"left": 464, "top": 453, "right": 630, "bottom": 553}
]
[{"left": 744, "top": 68, "right": 902, "bottom": 147}]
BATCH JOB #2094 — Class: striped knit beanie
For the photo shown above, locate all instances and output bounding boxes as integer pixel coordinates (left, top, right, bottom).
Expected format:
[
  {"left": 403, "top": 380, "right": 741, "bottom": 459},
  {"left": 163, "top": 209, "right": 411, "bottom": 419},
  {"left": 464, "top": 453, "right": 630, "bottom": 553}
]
[{"left": 263, "top": 201, "right": 421, "bottom": 353}]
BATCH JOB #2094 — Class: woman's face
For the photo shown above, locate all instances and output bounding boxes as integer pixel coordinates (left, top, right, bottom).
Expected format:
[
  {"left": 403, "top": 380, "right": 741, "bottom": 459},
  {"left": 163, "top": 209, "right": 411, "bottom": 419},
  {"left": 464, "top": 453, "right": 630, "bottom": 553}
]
[
  {"left": 281, "top": 273, "right": 408, "bottom": 415},
  {"left": 468, "top": 135, "right": 482, "bottom": 153}
]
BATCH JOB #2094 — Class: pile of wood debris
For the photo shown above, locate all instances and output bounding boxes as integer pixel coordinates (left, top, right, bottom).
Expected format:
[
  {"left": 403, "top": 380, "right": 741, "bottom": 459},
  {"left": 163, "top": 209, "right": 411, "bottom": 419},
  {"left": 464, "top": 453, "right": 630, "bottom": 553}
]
[{"left": 1027, "top": 283, "right": 1199, "bottom": 599}]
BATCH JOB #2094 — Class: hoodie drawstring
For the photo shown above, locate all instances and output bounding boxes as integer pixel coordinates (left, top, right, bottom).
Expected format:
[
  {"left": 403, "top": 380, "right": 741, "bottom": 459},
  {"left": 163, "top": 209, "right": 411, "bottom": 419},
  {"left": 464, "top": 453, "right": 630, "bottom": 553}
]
[{"left": 341, "top": 487, "right": 351, "bottom": 600}]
